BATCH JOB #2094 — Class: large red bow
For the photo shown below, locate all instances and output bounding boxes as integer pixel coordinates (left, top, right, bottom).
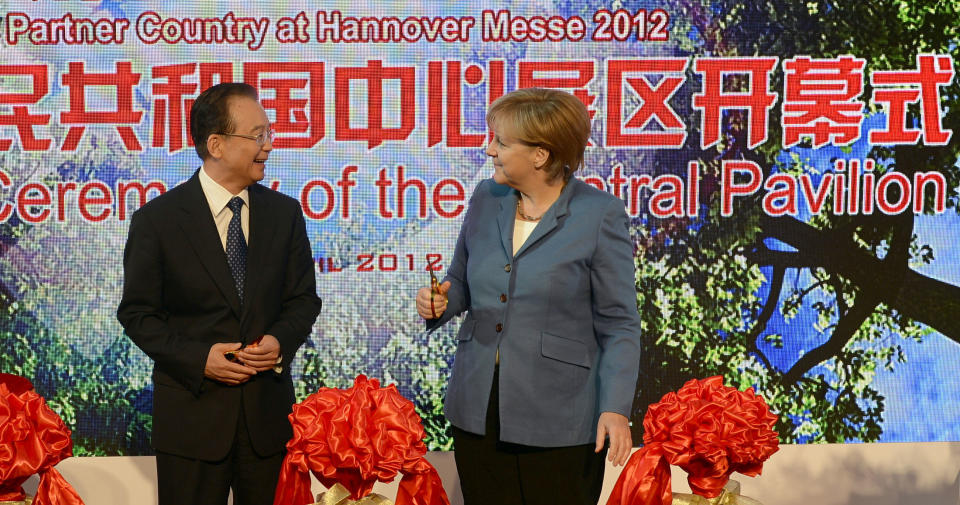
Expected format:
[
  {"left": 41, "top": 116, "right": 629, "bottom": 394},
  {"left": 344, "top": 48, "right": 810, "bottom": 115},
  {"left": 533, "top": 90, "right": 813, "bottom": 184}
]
[
  {"left": 273, "top": 375, "right": 449, "bottom": 505},
  {"left": 0, "top": 374, "right": 33, "bottom": 396},
  {"left": 607, "top": 376, "right": 779, "bottom": 505},
  {"left": 0, "top": 382, "right": 85, "bottom": 505}
]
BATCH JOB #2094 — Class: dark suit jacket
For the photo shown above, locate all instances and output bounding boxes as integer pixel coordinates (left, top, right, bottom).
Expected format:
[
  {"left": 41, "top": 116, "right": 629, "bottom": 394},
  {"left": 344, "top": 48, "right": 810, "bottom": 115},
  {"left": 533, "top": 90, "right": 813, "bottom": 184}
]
[
  {"left": 428, "top": 178, "right": 642, "bottom": 447},
  {"left": 117, "top": 171, "right": 321, "bottom": 460}
]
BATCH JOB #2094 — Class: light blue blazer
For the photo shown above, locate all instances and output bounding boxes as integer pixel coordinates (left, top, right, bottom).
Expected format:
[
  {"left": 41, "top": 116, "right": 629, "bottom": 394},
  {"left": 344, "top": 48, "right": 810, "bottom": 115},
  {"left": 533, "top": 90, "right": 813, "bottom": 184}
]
[{"left": 428, "top": 177, "right": 642, "bottom": 447}]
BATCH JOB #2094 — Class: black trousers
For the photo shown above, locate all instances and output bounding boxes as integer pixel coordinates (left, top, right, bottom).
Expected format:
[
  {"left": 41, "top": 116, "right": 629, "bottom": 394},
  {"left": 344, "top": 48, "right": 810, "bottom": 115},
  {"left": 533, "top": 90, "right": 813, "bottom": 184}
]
[
  {"left": 156, "top": 411, "right": 284, "bottom": 505},
  {"left": 452, "top": 367, "right": 607, "bottom": 505}
]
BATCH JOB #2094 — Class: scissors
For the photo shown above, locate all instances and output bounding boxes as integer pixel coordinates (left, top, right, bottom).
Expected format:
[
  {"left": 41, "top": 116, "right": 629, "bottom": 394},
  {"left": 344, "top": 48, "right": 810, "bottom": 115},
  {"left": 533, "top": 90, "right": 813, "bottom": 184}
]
[{"left": 429, "top": 266, "right": 441, "bottom": 319}]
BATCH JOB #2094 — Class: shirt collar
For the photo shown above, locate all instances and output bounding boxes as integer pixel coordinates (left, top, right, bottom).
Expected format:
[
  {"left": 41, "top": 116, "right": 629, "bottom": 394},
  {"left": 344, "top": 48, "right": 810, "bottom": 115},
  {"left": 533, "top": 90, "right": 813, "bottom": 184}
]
[{"left": 198, "top": 165, "right": 249, "bottom": 216}]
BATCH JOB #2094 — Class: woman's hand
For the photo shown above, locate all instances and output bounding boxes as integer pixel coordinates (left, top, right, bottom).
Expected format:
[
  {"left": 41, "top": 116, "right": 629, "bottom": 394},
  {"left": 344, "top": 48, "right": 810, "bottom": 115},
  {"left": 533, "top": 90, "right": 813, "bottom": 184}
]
[
  {"left": 416, "top": 280, "right": 450, "bottom": 320},
  {"left": 595, "top": 411, "right": 632, "bottom": 466}
]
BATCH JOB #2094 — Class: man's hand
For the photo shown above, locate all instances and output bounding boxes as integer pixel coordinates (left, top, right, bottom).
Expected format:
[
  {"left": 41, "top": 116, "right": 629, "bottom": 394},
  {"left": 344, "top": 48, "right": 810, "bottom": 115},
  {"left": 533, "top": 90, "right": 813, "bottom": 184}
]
[
  {"left": 205, "top": 343, "right": 257, "bottom": 385},
  {"left": 595, "top": 411, "right": 633, "bottom": 466},
  {"left": 238, "top": 334, "right": 281, "bottom": 372}
]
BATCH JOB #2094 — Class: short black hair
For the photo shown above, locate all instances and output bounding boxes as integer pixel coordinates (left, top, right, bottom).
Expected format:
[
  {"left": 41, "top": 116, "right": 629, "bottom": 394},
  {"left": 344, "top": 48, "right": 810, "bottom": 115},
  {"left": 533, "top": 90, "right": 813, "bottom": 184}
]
[{"left": 190, "top": 82, "right": 258, "bottom": 161}]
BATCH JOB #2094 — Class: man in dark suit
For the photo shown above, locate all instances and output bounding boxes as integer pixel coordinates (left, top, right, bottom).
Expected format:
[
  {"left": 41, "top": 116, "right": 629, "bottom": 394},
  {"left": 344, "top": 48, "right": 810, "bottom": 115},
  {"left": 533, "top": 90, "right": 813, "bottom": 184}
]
[{"left": 117, "top": 82, "right": 322, "bottom": 505}]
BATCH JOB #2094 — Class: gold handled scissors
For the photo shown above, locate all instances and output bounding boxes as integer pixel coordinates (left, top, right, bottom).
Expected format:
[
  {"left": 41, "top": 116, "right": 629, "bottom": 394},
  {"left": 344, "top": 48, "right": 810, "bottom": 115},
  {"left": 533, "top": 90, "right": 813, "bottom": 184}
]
[{"left": 429, "top": 266, "right": 441, "bottom": 319}]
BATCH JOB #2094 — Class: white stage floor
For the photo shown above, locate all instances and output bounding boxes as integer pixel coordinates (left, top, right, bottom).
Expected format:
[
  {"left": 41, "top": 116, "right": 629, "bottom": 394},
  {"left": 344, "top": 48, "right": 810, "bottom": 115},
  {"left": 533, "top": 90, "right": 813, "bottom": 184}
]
[{"left": 21, "top": 441, "right": 960, "bottom": 505}]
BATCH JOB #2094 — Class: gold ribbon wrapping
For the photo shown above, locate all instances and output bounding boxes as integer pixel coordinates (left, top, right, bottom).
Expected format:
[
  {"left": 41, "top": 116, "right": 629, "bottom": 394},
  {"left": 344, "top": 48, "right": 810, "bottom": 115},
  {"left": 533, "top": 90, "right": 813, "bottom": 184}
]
[
  {"left": 311, "top": 484, "right": 393, "bottom": 505},
  {"left": 672, "top": 480, "right": 763, "bottom": 505},
  {"left": 0, "top": 496, "right": 33, "bottom": 505}
]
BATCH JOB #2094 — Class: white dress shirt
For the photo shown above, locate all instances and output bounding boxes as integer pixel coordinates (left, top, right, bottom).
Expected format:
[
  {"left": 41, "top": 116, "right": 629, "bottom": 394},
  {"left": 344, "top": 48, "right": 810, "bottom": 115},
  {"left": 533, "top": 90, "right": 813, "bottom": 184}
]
[{"left": 198, "top": 166, "right": 249, "bottom": 250}]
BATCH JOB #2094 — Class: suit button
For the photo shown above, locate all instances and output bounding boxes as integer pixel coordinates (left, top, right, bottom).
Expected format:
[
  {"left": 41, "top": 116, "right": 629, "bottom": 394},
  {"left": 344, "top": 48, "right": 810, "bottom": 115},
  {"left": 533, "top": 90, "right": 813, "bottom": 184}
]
[
  {"left": 496, "top": 323, "right": 503, "bottom": 332},
  {"left": 499, "top": 294, "right": 507, "bottom": 303},
  {"left": 504, "top": 264, "right": 511, "bottom": 273}
]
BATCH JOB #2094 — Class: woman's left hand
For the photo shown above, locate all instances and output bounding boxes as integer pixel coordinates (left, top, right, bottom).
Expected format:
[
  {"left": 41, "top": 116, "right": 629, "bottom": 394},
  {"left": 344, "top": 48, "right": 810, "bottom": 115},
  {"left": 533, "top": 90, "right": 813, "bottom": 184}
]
[{"left": 595, "top": 411, "right": 632, "bottom": 466}]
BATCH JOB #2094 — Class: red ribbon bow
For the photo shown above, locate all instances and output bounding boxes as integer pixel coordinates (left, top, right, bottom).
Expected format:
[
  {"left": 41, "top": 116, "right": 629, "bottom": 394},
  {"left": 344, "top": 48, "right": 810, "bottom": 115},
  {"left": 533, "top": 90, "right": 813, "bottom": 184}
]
[
  {"left": 0, "top": 374, "right": 33, "bottom": 396},
  {"left": 273, "top": 375, "right": 449, "bottom": 505},
  {"left": 606, "top": 376, "right": 779, "bottom": 505},
  {"left": 0, "top": 382, "right": 85, "bottom": 505}
]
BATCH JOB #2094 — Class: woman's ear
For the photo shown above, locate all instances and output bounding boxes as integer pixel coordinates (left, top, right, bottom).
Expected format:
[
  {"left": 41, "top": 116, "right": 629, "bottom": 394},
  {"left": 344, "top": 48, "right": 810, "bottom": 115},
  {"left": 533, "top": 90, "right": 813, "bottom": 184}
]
[{"left": 532, "top": 146, "right": 550, "bottom": 169}]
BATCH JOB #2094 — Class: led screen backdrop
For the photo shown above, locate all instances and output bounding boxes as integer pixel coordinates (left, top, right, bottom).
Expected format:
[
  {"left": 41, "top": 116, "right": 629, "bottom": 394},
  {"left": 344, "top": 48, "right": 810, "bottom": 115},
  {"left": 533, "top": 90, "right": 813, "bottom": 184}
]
[{"left": 1, "top": 0, "right": 959, "bottom": 455}]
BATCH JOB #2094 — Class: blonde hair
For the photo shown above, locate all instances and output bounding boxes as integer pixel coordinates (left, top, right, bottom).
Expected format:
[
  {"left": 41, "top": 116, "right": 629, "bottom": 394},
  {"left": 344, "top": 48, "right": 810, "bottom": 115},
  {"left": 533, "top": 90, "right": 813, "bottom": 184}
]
[{"left": 486, "top": 88, "right": 590, "bottom": 181}]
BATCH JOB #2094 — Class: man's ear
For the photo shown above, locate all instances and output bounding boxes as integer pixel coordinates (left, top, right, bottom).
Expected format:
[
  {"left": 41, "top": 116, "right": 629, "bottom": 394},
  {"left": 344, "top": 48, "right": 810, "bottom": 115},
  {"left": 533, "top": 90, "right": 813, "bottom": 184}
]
[{"left": 206, "top": 134, "right": 223, "bottom": 160}]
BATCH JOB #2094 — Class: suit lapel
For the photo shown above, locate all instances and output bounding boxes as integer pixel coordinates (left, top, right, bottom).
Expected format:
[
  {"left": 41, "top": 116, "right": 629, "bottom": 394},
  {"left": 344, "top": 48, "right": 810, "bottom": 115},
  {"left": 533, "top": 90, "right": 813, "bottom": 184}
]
[
  {"left": 497, "top": 194, "right": 517, "bottom": 259},
  {"left": 177, "top": 173, "right": 243, "bottom": 319},
  {"left": 240, "top": 184, "right": 277, "bottom": 326},
  {"left": 513, "top": 180, "right": 574, "bottom": 259}
]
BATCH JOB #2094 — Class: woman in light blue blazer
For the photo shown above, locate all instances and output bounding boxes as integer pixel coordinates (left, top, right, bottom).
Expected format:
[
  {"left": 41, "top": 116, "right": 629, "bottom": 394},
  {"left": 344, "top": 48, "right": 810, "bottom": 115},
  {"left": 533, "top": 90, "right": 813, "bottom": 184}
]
[{"left": 416, "top": 88, "right": 642, "bottom": 504}]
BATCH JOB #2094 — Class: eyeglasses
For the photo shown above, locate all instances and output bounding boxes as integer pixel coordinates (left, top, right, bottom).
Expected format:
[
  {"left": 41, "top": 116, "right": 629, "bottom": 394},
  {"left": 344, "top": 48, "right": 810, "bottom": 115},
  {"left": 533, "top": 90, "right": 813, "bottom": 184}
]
[{"left": 218, "top": 129, "right": 275, "bottom": 146}]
